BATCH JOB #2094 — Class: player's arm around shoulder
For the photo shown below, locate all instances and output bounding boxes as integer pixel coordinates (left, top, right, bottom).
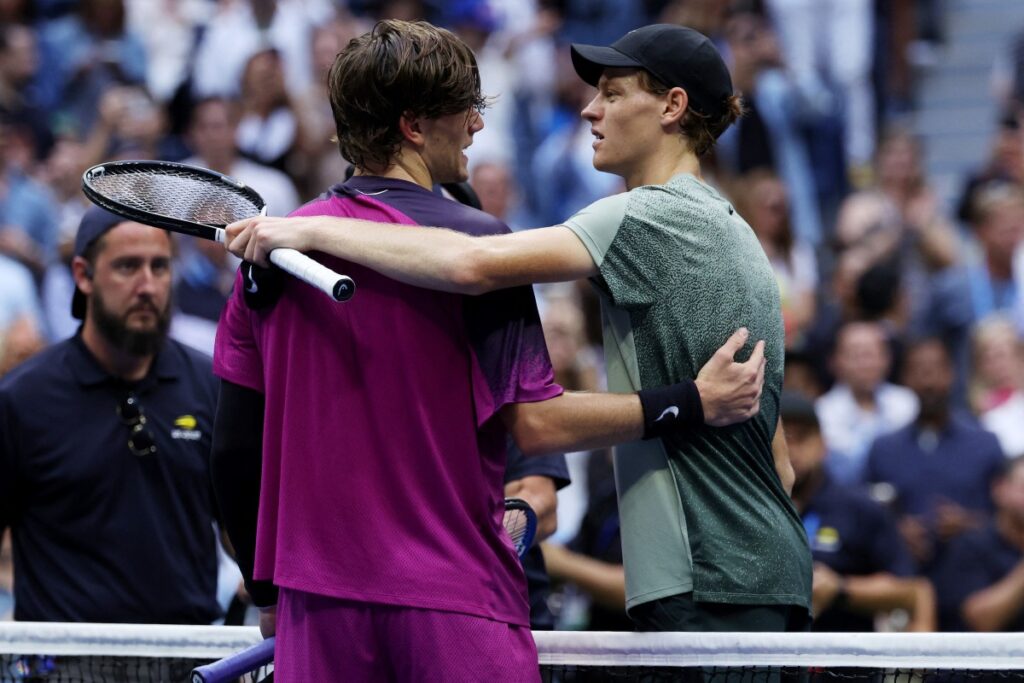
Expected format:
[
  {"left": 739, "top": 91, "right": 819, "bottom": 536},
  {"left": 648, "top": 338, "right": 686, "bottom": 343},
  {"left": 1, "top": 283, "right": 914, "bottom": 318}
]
[{"left": 225, "top": 213, "right": 597, "bottom": 295}]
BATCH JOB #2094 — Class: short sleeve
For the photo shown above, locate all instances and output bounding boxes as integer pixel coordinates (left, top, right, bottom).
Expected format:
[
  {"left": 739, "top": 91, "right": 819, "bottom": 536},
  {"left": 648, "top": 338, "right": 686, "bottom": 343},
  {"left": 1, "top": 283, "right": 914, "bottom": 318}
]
[
  {"left": 464, "top": 283, "right": 563, "bottom": 426},
  {"left": 504, "top": 440, "right": 570, "bottom": 489},
  {"left": 212, "top": 270, "right": 265, "bottom": 393},
  {"left": 561, "top": 192, "right": 629, "bottom": 268}
]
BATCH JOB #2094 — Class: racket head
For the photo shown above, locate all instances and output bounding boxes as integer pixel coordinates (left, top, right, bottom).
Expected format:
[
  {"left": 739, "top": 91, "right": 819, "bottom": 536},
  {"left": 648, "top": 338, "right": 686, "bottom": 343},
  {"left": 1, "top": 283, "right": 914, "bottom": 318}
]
[
  {"left": 82, "top": 160, "right": 266, "bottom": 241},
  {"left": 503, "top": 497, "right": 538, "bottom": 560}
]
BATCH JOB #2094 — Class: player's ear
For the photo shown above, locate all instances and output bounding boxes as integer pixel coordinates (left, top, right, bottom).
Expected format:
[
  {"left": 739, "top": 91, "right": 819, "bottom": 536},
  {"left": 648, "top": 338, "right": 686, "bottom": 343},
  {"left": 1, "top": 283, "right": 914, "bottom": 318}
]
[
  {"left": 662, "top": 87, "right": 688, "bottom": 127},
  {"left": 71, "top": 256, "right": 94, "bottom": 296},
  {"left": 398, "top": 111, "right": 425, "bottom": 146}
]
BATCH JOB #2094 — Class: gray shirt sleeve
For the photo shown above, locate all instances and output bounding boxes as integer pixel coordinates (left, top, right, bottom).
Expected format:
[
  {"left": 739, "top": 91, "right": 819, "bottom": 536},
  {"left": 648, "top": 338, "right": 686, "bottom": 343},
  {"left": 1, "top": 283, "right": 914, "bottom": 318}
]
[{"left": 561, "top": 192, "right": 629, "bottom": 267}]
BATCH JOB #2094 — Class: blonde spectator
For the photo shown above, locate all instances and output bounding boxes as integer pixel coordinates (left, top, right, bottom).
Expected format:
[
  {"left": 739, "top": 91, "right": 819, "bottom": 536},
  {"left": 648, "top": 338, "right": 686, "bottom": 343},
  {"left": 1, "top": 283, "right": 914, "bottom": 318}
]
[
  {"left": 971, "top": 315, "right": 1024, "bottom": 458},
  {"left": 967, "top": 182, "right": 1024, "bottom": 320}
]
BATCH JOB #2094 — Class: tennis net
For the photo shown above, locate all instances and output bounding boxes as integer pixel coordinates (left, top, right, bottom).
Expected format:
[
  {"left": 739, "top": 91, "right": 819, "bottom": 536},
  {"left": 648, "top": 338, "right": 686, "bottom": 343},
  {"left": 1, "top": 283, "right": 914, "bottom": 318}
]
[{"left": 2, "top": 624, "right": 1024, "bottom": 682}]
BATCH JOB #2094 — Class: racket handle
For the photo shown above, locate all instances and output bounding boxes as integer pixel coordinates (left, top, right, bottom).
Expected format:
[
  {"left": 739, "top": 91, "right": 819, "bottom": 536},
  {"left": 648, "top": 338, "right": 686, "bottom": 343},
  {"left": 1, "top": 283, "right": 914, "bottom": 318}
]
[
  {"left": 269, "top": 247, "right": 356, "bottom": 302},
  {"left": 191, "top": 637, "right": 275, "bottom": 683}
]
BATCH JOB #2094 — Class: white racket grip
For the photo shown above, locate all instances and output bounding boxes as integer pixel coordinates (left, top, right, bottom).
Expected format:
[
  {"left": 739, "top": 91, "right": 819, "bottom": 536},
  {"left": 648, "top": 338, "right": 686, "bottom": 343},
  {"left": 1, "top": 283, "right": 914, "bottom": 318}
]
[
  {"left": 214, "top": 224, "right": 355, "bottom": 302},
  {"left": 268, "top": 247, "right": 356, "bottom": 302}
]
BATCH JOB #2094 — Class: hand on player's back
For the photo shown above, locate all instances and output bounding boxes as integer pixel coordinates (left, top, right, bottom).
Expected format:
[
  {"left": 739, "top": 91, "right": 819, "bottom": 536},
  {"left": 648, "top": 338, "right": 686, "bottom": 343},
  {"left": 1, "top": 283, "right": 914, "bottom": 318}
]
[{"left": 695, "top": 328, "right": 766, "bottom": 426}]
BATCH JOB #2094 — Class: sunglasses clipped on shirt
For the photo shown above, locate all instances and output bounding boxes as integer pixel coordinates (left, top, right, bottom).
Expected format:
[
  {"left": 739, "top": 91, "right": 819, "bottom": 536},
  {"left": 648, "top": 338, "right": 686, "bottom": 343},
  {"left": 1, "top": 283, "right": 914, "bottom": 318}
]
[{"left": 117, "top": 393, "right": 157, "bottom": 457}]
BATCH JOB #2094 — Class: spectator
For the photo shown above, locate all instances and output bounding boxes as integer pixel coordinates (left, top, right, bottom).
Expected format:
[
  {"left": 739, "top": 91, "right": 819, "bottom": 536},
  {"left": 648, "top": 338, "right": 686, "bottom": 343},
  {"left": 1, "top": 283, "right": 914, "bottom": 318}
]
[
  {"left": 784, "top": 391, "right": 936, "bottom": 632},
  {"left": 191, "top": 0, "right": 322, "bottom": 100},
  {"left": 0, "top": 24, "right": 51, "bottom": 159},
  {"left": 866, "top": 339, "right": 1005, "bottom": 570},
  {"left": 0, "top": 253, "right": 42, "bottom": 333},
  {"left": 235, "top": 49, "right": 303, "bottom": 174},
  {"left": 735, "top": 169, "right": 818, "bottom": 349},
  {"left": 33, "top": 0, "right": 147, "bottom": 132},
  {"left": 80, "top": 85, "right": 169, "bottom": 169},
  {"left": 293, "top": 15, "right": 367, "bottom": 197},
  {"left": 0, "top": 314, "right": 44, "bottom": 378},
  {"left": 184, "top": 97, "right": 299, "bottom": 217},
  {"left": 966, "top": 181, "right": 1024, "bottom": 320},
  {"left": 836, "top": 127, "right": 955, "bottom": 257},
  {"left": 542, "top": 449, "right": 630, "bottom": 632},
  {"left": 719, "top": 10, "right": 824, "bottom": 246},
  {"left": 931, "top": 456, "right": 1024, "bottom": 631},
  {"left": 0, "top": 117, "right": 59, "bottom": 273},
  {"left": 764, "top": 0, "right": 876, "bottom": 174},
  {"left": 816, "top": 320, "right": 918, "bottom": 485},
  {"left": 0, "top": 207, "right": 222, "bottom": 623},
  {"left": 956, "top": 113, "right": 1023, "bottom": 226},
  {"left": 470, "top": 159, "right": 529, "bottom": 231},
  {"left": 970, "top": 315, "right": 1024, "bottom": 458}
]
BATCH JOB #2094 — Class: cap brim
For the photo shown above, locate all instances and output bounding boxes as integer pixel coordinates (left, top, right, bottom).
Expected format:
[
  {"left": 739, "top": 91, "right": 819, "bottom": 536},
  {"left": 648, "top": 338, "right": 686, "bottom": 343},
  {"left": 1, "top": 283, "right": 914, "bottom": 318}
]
[{"left": 570, "top": 44, "right": 643, "bottom": 86}]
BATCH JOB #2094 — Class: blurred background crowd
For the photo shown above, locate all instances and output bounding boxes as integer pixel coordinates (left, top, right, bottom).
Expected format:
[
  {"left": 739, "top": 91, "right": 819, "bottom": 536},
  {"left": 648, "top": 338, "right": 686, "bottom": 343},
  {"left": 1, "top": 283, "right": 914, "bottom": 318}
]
[{"left": 3, "top": 0, "right": 1024, "bottom": 634}]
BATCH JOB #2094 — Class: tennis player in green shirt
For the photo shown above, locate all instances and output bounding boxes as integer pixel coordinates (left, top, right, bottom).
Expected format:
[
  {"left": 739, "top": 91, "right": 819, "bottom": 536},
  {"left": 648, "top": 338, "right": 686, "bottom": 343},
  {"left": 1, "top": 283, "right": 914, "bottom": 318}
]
[{"left": 226, "top": 23, "right": 812, "bottom": 631}]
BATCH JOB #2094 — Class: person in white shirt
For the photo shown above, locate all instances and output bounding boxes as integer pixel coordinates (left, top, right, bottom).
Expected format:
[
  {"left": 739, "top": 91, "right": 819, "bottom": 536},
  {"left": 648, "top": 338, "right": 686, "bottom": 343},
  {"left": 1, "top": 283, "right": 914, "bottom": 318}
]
[{"left": 816, "top": 320, "right": 918, "bottom": 484}]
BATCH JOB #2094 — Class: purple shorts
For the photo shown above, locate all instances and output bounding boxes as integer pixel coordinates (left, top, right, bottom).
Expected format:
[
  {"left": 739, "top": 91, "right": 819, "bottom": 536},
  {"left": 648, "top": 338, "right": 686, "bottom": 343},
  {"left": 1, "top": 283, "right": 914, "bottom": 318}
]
[{"left": 274, "top": 587, "right": 540, "bottom": 683}]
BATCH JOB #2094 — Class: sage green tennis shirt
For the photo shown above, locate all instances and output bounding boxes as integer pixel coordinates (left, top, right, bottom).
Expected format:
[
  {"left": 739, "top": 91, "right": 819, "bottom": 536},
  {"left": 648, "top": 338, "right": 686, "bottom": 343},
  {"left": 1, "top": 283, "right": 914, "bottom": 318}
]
[{"left": 563, "top": 174, "right": 812, "bottom": 612}]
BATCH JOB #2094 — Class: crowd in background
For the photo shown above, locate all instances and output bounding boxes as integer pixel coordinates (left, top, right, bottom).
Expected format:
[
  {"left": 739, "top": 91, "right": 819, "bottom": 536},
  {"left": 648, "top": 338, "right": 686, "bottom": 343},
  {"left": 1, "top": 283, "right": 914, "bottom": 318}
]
[{"left": 2, "top": 0, "right": 1024, "bottom": 634}]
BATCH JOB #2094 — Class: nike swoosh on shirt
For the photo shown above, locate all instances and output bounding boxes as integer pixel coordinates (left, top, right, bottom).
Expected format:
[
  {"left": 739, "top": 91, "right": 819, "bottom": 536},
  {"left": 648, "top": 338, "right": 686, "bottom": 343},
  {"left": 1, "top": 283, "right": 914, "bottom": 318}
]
[
  {"left": 245, "top": 264, "right": 259, "bottom": 294},
  {"left": 655, "top": 406, "right": 679, "bottom": 422}
]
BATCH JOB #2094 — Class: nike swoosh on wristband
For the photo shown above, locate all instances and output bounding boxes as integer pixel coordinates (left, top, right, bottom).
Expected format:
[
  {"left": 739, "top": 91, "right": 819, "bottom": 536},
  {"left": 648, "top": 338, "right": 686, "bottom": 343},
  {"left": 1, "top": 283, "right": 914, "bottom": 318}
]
[
  {"left": 655, "top": 406, "right": 679, "bottom": 422},
  {"left": 245, "top": 264, "right": 259, "bottom": 294}
]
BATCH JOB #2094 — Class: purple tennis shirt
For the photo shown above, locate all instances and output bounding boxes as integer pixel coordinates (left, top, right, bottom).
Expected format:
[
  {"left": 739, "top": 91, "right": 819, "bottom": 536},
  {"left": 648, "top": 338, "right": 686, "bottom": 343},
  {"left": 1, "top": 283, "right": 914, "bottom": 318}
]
[{"left": 213, "top": 177, "right": 562, "bottom": 626}]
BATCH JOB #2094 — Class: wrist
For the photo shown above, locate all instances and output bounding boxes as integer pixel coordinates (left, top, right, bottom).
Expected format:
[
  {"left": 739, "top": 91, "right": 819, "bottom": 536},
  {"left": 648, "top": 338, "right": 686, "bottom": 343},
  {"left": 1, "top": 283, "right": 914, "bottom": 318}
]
[{"left": 637, "top": 379, "right": 704, "bottom": 439}]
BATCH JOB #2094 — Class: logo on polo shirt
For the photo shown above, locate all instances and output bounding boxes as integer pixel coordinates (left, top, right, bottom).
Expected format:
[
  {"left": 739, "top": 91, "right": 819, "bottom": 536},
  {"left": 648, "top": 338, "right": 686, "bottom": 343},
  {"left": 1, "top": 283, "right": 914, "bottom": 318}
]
[
  {"left": 812, "top": 526, "right": 842, "bottom": 553},
  {"left": 172, "top": 414, "right": 202, "bottom": 441}
]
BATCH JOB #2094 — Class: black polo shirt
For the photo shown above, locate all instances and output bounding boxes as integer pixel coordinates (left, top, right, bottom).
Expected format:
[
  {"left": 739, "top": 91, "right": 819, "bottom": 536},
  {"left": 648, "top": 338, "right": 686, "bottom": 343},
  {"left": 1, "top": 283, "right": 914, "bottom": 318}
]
[
  {"left": 802, "top": 474, "right": 916, "bottom": 631},
  {"left": 0, "top": 332, "right": 221, "bottom": 623},
  {"left": 932, "top": 524, "right": 1024, "bottom": 631}
]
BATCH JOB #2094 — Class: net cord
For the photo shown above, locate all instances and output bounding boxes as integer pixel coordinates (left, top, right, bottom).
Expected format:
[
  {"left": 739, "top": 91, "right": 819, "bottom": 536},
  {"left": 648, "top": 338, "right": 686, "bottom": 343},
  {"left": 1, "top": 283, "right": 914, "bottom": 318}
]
[{"left": 3, "top": 625, "right": 1024, "bottom": 670}]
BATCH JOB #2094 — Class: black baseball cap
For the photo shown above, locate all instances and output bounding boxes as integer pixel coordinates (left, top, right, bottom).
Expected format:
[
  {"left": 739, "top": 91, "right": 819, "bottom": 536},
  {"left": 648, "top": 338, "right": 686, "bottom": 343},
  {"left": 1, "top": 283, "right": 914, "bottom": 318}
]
[
  {"left": 570, "top": 24, "right": 733, "bottom": 120},
  {"left": 70, "top": 206, "right": 128, "bottom": 319}
]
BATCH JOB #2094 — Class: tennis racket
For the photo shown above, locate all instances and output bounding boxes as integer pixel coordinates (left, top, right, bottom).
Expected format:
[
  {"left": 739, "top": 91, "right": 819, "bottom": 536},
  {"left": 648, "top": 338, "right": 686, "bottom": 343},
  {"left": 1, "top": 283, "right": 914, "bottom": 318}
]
[
  {"left": 82, "top": 160, "right": 356, "bottom": 302},
  {"left": 191, "top": 498, "right": 538, "bottom": 683}
]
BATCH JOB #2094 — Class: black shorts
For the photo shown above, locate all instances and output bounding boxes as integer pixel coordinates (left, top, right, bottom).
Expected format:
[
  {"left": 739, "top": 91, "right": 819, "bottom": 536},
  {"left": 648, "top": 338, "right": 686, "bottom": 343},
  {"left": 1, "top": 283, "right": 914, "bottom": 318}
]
[{"left": 629, "top": 592, "right": 811, "bottom": 632}]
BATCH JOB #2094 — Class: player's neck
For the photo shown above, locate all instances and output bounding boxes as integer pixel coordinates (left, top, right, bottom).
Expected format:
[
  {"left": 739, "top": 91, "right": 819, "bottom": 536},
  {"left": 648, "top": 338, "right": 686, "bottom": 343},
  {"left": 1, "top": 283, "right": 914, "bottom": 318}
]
[
  {"left": 624, "top": 144, "right": 701, "bottom": 190},
  {"left": 360, "top": 150, "right": 435, "bottom": 190},
  {"left": 80, "top": 321, "right": 155, "bottom": 383}
]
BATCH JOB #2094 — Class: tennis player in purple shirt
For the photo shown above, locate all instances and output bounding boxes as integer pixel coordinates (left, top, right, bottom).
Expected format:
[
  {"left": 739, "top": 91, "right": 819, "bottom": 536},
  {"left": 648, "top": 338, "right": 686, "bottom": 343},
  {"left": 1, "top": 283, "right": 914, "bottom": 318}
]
[{"left": 212, "top": 20, "right": 766, "bottom": 683}]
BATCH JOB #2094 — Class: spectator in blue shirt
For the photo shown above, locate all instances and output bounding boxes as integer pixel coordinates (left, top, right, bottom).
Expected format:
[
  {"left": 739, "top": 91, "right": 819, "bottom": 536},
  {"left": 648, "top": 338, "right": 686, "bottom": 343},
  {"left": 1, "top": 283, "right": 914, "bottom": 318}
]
[
  {"left": 784, "top": 391, "right": 936, "bottom": 631},
  {"left": 866, "top": 339, "right": 1005, "bottom": 570},
  {"left": 931, "top": 456, "right": 1024, "bottom": 631}
]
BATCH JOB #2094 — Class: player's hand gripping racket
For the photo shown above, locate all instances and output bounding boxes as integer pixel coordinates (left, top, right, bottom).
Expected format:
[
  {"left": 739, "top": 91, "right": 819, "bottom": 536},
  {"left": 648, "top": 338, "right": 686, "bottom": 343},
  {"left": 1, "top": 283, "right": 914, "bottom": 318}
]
[
  {"left": 191, "top": 498, "right": 537, "bottom": 683},
  {"left": 82, "top": 160, "right": 355, "bottom": 302}
]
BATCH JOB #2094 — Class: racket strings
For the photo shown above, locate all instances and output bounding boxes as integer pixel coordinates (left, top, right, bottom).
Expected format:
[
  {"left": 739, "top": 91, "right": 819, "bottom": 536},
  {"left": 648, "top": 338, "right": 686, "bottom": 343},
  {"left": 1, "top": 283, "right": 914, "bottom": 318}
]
[
  {"left": 88, "top": 169, "right": 261, "bottom": 226},
  {"left": 503, "top": 508, "right": 531, "bottom": 558}
]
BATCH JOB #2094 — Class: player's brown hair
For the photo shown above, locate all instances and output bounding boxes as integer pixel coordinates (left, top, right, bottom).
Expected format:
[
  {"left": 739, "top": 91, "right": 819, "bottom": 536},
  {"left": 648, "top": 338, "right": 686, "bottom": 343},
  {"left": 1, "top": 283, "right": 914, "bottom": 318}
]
[
  {"left": 327, "top": 20, "right": 489, "bottom": 172},
  {"left": 635, "top": 69, "right": 743, "bottom": 157}
]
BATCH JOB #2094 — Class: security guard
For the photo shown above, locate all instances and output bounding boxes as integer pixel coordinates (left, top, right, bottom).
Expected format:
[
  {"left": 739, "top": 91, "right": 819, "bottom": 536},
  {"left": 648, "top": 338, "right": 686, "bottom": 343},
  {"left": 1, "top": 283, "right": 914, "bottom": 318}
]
[
  {"left": 783, "top": 391, "right": 936, "bottom": 632},
  {"left": 0, "top": 206, "right": 221, "bottom": 623}
]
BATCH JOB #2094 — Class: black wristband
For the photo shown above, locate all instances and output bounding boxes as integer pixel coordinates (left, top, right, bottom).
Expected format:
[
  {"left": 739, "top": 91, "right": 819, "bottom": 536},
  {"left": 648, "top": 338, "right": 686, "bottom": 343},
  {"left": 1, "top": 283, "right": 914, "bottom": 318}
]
[{"left": 637, "top": 379, "right": 704, "bottom": 439}]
